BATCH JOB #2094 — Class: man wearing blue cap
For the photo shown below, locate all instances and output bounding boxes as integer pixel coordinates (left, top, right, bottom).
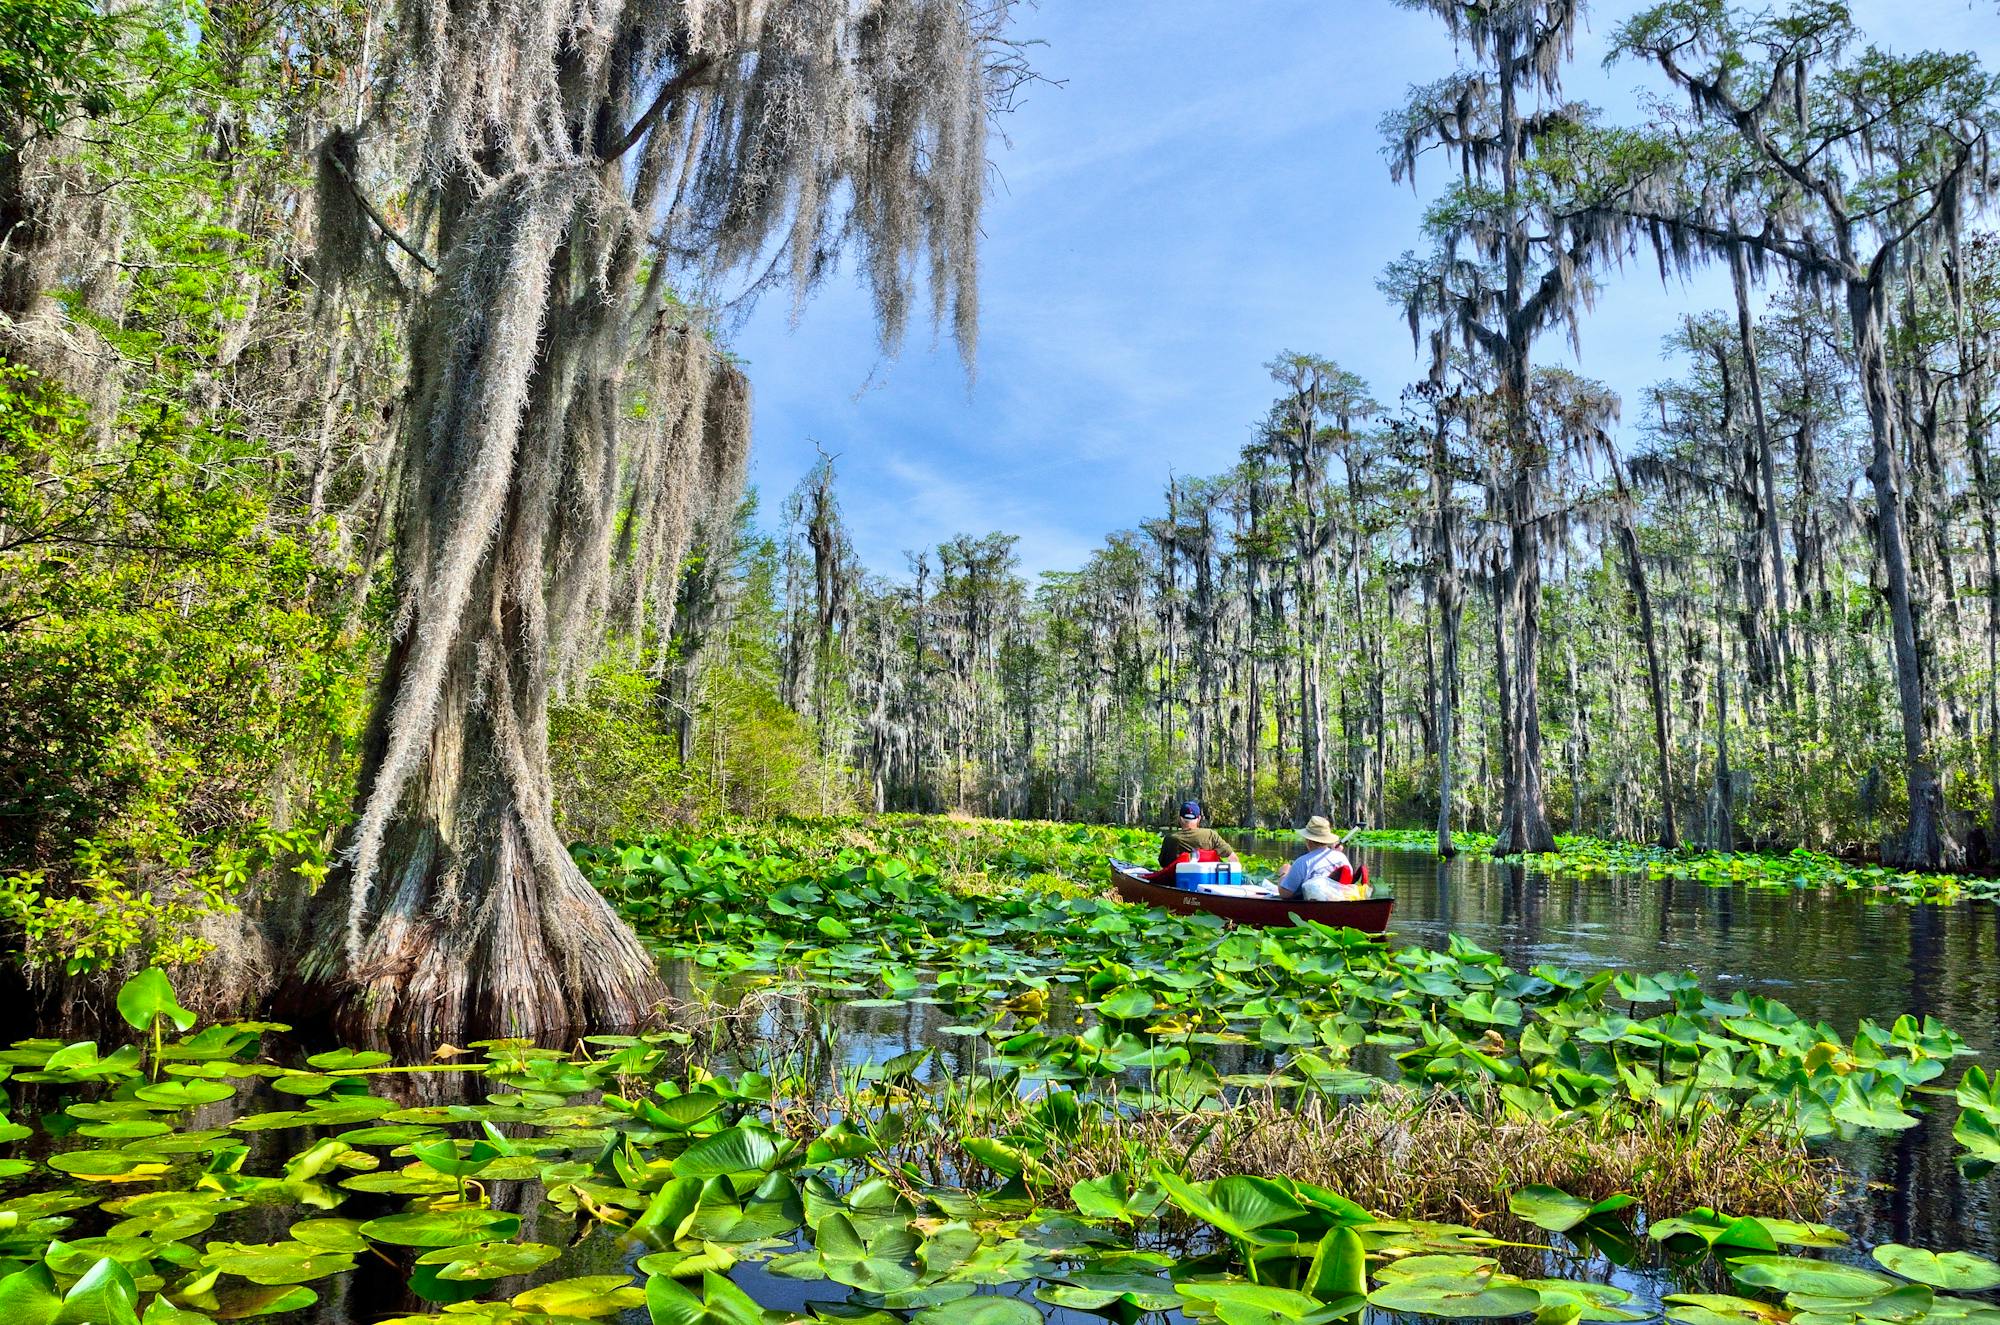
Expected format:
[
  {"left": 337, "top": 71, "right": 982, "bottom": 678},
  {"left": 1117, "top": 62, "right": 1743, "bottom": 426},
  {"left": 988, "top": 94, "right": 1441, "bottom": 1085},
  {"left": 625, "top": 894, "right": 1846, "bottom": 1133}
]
[{"left": 1157, "top": 800, "right": 1238, "bottom": 872}]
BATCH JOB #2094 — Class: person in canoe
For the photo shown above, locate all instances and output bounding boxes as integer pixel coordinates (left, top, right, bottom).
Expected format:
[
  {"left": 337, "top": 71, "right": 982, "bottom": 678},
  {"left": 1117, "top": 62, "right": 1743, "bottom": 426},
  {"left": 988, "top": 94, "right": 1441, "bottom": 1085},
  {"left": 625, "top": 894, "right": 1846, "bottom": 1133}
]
[
  {"left": 1155, "top": 799, "right": 1238, "bottom": 874},
  {"left": 1276, "top": 816, "right": 1368, "bottom": 901}
]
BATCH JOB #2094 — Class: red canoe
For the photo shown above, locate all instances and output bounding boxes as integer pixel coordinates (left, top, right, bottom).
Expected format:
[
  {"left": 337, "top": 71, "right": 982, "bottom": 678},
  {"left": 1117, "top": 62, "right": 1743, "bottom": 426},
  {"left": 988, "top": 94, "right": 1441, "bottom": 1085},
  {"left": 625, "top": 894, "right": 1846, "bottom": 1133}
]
[{"left": 1108, "top": 862, "right": 1395, "bottom": 931}]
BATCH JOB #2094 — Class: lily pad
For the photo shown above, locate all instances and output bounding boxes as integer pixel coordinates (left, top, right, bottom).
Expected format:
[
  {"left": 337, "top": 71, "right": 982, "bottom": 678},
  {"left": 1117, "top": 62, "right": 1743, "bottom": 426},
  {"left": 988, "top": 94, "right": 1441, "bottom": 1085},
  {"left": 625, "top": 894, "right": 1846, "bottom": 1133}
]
[
  {"left": 202, "top": 1242, "right": 358, "bottom": 1286},
  {"left": 1872, "top": 1246, "right": 2000, "bottom": 1293},
  {"left": 511, "top": 1274, "right": 646, "bottom": 1316},
  {"left": 1508, "top": 1186, "right": 1635, "bottom": 1233},
  {"left": 1369, "top": 1274, "right": 1542, "bottom": 1319},
  {"left": 912, "top": 1297, "right": 1044, "bottom": 1325},
  {"left": 1729, "top": 1257, "right": 1900, "bottom": 1299},
  {"left": 358, "top": 1209, "right": 522, "bottom": 1247},
  {"left": 414, "top": 1239, "right": 563, "bottom": 1281}
]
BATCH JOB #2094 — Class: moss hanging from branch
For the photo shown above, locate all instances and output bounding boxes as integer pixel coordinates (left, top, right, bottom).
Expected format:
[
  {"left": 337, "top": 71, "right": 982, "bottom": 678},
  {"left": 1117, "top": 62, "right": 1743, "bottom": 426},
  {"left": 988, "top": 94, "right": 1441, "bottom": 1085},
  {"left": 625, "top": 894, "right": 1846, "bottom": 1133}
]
[{"left": 303, "top": 0, "right": 1022, "bottom": 1038}]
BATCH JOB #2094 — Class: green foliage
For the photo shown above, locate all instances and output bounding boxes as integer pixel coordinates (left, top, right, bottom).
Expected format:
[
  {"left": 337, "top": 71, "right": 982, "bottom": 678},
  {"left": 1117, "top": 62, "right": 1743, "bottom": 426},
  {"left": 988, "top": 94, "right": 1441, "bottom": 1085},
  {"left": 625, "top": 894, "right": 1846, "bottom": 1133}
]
[
  {"left": 0, "top": 366, "right": 366, "bottom": 973},
  {"left": 0, "top": 860, "right": 1982, "bottom": 1324},
  {"left": 695, "top": 660, "right": 847, "bottom": 818},
  {"left": 551, "top": 668, "right": 713, "bottom": 842},
  {"left": 576, "top": 816, "right": 1976, "bottom": 1157},
  {"left": 0, "top": 0, "right": 115, "bottom": 125},
  {"left": 0, "top": 0, "right": 391, "bottom": 983},
  {"left": 551, "top": 656, "right": 846, "bottom": 843}
]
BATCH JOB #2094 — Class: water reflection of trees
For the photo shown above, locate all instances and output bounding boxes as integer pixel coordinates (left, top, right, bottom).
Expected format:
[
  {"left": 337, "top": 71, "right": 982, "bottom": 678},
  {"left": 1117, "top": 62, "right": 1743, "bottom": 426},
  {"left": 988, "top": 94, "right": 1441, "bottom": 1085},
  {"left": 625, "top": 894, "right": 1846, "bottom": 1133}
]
[
  {"left": 665, "top": 848, "right": 2000, "bottom": 1255},
  {"left": 1364, "top": 847, "right": 2000, "bottom": 1257}
]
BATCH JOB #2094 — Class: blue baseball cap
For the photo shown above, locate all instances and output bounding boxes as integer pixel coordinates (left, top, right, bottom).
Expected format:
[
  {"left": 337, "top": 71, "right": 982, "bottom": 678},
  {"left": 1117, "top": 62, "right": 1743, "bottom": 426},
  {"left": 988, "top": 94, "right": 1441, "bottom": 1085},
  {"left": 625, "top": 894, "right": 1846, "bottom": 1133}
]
[{"left": 1179, "top": 800, "right": 1202, "bottom": 818}]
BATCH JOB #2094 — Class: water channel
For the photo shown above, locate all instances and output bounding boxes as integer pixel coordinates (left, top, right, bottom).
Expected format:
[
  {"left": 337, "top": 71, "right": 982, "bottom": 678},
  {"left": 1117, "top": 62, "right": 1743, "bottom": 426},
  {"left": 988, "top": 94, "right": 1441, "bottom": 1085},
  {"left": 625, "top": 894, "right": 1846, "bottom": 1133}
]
[{"left": 815, "top": 841, "right": 2000, "bottom": 1268}]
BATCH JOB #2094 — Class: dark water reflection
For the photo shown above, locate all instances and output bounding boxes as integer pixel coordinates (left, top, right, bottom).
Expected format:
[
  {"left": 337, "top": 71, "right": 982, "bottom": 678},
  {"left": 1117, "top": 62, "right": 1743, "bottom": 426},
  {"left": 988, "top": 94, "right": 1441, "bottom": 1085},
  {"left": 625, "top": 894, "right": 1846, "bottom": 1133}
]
[{"left": 1284, "top": 842, "right": 2000, "bottom": 1257}]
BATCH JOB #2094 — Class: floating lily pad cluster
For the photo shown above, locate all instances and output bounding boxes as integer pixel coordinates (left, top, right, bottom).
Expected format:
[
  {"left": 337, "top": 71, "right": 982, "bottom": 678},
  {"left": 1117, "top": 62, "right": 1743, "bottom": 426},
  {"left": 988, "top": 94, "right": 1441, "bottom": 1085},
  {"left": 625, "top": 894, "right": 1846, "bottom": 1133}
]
[
  {"left": 577, "top": 822, "right": 1990, "bottom": 1160},
  {"left": 0, "top": 816, "right": 1994, "bottom": 1324},
  {"left": 3, "top": 962, "right": 1997, "bottom": 1325},
  {"left": 1346, "top": 830, "right": 1999, "bottom": 905}
]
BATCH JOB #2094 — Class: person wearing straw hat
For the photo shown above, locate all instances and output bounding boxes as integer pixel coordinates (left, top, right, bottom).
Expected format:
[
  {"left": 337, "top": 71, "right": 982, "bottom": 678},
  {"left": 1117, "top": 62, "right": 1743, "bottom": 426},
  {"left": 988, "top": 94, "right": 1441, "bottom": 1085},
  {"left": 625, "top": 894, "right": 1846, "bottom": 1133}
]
[{"left": 1277, "top": 816, "right": 1365, "bottom": 901}]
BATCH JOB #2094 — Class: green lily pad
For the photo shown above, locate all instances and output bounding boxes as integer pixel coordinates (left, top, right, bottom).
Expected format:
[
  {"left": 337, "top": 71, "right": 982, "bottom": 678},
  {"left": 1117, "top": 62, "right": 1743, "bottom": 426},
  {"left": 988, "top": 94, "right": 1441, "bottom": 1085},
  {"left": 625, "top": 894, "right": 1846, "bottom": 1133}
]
[
  {"left": 210, "top": 1283, "right": 317, "bottom": 1319},
  {"left": 116, "top": 970, "right": 196, "bottom": 1034},
  {"left": 45, "top": 1150, "right": 169, "bottom": 1179},
  {"left": 333, "top": 1126, "right": 442, "bottom": 1147},
  {"left": 1508, "top": 1187, "right": 1635, "bottom": 1233},
  {"left": 358, "top": 1209, "right": 522, "bottom": 1247},
  {"left": 1729, "top": 1257, "right": 1900, "bottom": 1298},
  {"left": 673, "top": 1125, "right": 781, "bottom": 1179},
  {"left": 227, "top": 1112, "right": 309, "bottom": 1133},
  {"left": 287, "top": 1219, "right": 368, "bottom": 1253},
  {"left": 414, "top": 1239, "right": 563, "bottom": 1281},
  {"left": 133, "top": 1080, "right": 234, "bottom": 1108},
  {"left": 202, "top": 1242, "right": 357, "bottom": 1285},
  {"left": 635, "top": 1243, "right": 741, "bottom": 1279},
  {"left": 75, "top": 1122, "right": 172, "bottom": 1142},
  {"left": 305, "top": 1049, "right": 393, "bottom": 1071},
  {"left": 0, "top": 1262, "right": 60, "bottom": 1325},
  {"left": 1369, "top": 1274, "right": 1542, "bottom": 1319},
  {"left": 511, "top": 1274, "right": 645, "bottom": 1316},
  {"left": 645, "top": 1094, "right": 729, "bottom": 1129},
  {"left": 912, "top": 1297, "right": 1044, "bottom": 1325},
  {"left": 1872, "top": 1246, "right": 2000, "bottom": 1292}
]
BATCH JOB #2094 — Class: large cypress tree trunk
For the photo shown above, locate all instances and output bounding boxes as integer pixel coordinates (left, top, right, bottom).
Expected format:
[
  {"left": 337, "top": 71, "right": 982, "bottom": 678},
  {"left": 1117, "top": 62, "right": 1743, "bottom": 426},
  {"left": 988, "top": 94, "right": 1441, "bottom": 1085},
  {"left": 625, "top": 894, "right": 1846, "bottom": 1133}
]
[
  {"left": 294, "top": 173, "right": 667, "bottom": 1042},
  {"left": 299, "top": 593, "right": 663, "bottom": 1043}
]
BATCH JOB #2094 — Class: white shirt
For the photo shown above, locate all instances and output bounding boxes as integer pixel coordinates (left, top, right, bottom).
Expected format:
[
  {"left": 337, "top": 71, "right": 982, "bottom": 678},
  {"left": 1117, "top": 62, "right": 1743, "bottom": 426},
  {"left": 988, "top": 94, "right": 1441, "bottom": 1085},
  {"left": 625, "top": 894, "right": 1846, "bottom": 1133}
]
[{"left": 1279, "top": 846, "right": 1352, "bottom": 898}]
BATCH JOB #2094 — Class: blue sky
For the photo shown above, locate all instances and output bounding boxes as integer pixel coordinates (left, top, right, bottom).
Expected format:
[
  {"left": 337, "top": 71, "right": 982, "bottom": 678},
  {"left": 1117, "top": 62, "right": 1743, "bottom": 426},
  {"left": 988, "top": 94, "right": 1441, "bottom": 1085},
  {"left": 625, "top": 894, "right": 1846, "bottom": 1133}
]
[{"left": 729, "top": 0, "right": 1998, "bottom": 579}]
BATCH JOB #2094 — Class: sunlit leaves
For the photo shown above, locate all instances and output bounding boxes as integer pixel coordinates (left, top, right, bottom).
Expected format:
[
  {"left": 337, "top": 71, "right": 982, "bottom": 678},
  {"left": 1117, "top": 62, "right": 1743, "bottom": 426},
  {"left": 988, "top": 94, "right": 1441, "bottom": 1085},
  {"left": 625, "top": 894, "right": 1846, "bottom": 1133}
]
[
  {"left": 1873, "top": 1246, "right": 2000, "bottom": 1293},
  {"left": 114, "top": 971, "right": 195, "bottom": 1035},
  {"left": 358, "top": 1209, "right": 522, "bottom": 1247},
  {"left": 1506, "top": 1186, "right": 1636, "bottom": 1234}
]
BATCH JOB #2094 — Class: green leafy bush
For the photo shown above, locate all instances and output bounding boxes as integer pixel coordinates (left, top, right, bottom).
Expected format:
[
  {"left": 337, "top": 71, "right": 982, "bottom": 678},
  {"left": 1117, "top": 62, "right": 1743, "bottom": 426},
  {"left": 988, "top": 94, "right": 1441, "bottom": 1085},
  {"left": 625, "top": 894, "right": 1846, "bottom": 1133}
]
[{"left": 0, "top": 366, "right": 365, "bottom": 972}]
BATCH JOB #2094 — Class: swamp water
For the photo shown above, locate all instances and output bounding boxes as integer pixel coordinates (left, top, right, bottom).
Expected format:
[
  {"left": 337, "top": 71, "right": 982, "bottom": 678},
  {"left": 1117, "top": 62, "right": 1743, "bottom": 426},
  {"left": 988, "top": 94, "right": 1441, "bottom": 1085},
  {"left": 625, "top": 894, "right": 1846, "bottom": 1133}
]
[
  {"left": 804, "top": 844, "right": 2000, "bottom": 1248},
  {"left": 3, "top": 837, "right": 1996, "bottom": 1324},
  {"left": 1364, "top": 847, "right": 2000, "bottom": 1257}
]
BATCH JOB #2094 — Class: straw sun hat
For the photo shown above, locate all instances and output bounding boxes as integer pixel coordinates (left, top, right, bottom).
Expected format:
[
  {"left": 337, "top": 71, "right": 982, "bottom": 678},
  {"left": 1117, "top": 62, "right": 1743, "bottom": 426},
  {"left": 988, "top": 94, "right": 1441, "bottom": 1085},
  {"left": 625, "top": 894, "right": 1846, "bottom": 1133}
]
[{"left": 1299, "top": 816, "right": 1341, "bottom": 847}]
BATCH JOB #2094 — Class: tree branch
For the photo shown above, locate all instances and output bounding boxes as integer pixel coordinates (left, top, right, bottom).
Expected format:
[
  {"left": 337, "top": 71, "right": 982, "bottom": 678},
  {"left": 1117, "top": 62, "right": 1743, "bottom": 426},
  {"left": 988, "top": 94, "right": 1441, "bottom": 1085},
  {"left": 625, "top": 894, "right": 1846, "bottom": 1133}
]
[
  {"left": 600, "top": 57, "right": 717, "bottom": 164},
  {"left": 328, "top": 154, "right": 436, "bottom": 275}
]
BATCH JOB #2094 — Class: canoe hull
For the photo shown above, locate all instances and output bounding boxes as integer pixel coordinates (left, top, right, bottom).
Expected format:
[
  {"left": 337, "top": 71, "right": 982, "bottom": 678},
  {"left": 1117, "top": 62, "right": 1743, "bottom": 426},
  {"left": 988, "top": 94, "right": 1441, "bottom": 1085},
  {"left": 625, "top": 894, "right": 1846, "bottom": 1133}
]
[{"left": 1108, "top": 864, "right": 1394, "bottom": 932}]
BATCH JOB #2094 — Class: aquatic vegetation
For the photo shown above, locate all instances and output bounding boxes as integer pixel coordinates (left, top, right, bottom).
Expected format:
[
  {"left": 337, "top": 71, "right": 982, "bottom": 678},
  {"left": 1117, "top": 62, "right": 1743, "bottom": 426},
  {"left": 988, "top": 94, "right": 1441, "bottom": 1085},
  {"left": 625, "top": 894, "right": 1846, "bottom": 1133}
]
[
  {"left": 855, "top": 1074, "right": 1833, "bottom": 1226},
  {"left": 1348, "top": 830, "right": 2000, "bottom": 904},
  {"left": 0, "top": 928, "right": 1991, "bottom": 1322},
  {"left": 579, "top": 819, "right": 1983, "bottom": 1163}
]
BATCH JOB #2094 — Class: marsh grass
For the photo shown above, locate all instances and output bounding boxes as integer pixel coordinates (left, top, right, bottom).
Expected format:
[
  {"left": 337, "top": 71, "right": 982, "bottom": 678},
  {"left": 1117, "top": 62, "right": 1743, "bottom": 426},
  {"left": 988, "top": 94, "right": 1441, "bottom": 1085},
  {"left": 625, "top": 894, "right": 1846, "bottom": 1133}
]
[{"left": 833, "top": 1074, "right": 1837, "bottom": 1233}]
